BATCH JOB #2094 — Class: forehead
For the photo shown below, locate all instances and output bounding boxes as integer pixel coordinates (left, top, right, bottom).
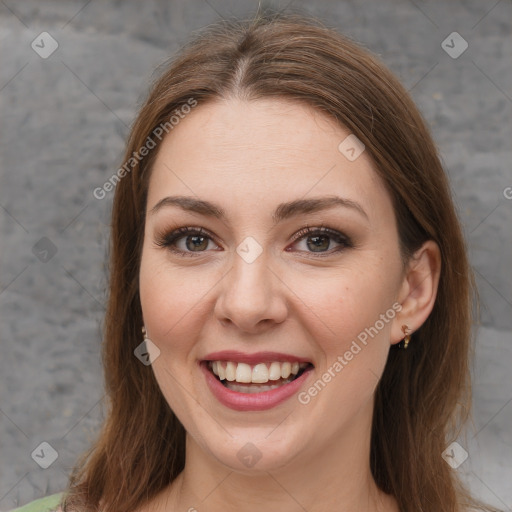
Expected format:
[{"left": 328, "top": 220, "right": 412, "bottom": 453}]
[{"left": 147, "top": 98, "right": 391, "bottom": 221}]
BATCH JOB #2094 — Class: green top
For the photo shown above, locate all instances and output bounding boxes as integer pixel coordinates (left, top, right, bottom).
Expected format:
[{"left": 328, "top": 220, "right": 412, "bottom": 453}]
[{"left": 9, "top": 493, "right": 63, "bottom": 512}]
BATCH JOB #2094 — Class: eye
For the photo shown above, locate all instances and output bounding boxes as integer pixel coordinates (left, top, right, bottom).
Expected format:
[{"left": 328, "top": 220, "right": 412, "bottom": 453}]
[
  {"left": 288, "top": 226, "right": 352, "bottom": 255},
  {"left": 154, "top": 227, "right": 221, "bottom": 256},
  {"left": 155, "top": 225, "right": 352, "bottom": 257}
]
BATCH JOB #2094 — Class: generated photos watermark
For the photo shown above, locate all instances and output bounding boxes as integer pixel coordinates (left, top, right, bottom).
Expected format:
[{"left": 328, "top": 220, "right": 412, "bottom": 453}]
[
  {"left": 298, "top": 302, "right": 402, "bottom": 405},
  {"left": 93, "top": 97, "right": 197, "bottom": 200}
]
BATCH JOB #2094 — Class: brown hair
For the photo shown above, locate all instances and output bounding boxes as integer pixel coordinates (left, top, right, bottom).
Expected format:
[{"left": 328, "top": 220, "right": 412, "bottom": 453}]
[{"left": 63, "top": 11, "right": 493, "bottom": 512}]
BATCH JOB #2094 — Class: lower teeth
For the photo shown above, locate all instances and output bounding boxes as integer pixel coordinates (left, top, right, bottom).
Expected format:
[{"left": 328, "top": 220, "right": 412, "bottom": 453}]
[{"left": 220, "top": 374, "right": 298, "bottom": 393}]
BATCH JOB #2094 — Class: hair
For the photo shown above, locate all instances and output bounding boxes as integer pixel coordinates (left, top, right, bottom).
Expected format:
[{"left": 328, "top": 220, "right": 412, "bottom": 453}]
[{"left": 62, "top": 10, "right": 494, "bottom": 512}]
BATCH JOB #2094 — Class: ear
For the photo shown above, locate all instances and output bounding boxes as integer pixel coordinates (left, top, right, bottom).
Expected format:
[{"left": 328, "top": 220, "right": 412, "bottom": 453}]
[{"left": 391, "top": 240, "right": 441, "bottom": 345}]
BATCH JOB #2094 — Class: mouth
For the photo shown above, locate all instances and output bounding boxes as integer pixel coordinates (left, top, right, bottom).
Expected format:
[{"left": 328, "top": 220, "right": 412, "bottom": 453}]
[
  {"left": 203, "top": 359, "right": 315, "bottom": 394},
  {"left": 200, "top": 350, "right": 315, "bottom": 411}
]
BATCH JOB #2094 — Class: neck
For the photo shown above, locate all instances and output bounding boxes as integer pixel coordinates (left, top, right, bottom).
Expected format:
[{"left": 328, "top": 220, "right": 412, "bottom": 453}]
[
  {"left": 173, "top": 443, "right": 392, "bottom": 512},
  {"left": 156, "top": 401, "right": 397, "bottom": 512}
]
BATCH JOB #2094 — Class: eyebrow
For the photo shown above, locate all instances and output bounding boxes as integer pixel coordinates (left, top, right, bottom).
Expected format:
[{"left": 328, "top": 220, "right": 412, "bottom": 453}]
[{"left": 149, "top": 195, "right": 368, "bottom": 223}]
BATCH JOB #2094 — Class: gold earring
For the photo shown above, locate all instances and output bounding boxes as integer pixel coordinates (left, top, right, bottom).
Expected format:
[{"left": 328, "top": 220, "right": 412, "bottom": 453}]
[
  {"left": 400, "top": 324, "right": 411, "bottom": 349},
  {"left": 142, "top": 326, "right": 147, "bottom": 340}
]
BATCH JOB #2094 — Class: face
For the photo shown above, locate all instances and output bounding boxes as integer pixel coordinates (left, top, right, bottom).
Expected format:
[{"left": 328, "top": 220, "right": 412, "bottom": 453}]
[{"left": 139, "top": 97, "right": 406, "bottom": 473}]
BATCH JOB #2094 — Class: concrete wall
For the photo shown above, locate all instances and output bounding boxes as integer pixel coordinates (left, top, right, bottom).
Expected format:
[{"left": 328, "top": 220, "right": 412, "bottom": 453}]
[{"left": 1, "top": 0, "right": 510, "bottom": 509}]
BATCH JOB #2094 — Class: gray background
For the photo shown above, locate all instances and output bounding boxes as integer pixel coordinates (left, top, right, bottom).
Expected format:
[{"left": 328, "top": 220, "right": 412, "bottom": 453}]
[{"left": 0, "top": 0, "right": 510, "bottom": 510}]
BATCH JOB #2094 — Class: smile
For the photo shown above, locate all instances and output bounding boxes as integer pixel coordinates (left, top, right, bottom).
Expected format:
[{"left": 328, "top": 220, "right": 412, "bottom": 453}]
[
  {"left": 208, "top": 360, "right": 311, "bottom": 391},
  {"left": 200, "top": 352, "right": 314, "bottom": 411}
]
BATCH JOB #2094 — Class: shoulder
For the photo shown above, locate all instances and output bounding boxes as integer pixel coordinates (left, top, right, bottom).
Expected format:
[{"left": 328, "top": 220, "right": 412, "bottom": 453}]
[{"left": 9, "top": 493, "right": 64, "bottom": 512}]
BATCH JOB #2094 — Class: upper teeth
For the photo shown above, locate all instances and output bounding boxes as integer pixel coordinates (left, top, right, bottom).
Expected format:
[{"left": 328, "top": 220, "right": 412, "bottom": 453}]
[{"left": 210, "top": 361, "right": 308, "bottom": 383}]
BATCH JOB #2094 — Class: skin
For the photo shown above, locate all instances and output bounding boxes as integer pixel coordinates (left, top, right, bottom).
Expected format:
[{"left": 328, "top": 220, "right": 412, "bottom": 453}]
[{"left": 137, "top": 98, "right": 441, "bottom": 512}]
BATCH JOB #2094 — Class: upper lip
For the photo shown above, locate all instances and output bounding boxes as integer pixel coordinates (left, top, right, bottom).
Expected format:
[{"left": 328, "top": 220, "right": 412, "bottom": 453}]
[{"left": 202, "top": 350, "right": 313, "bottom": 365}]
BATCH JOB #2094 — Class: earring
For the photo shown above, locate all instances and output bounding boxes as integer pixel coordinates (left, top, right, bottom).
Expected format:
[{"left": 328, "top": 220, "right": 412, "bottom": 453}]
[
  {"left": 399, "top": 324, "right": 411, "bottom": 349},
  {"left": 142, "top": 326, "right": 147, "bottom": 340}
]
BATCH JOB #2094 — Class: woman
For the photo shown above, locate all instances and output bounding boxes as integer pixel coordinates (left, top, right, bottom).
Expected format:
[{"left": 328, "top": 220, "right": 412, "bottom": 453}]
[{"left": 14, "top": 10, "right": 498, "bottom": 512}]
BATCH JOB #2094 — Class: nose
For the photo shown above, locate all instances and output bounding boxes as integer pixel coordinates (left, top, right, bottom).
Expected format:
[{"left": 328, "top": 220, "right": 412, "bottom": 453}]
[{"left": 214, "top": 249, "right": 288, "bottom": 334}]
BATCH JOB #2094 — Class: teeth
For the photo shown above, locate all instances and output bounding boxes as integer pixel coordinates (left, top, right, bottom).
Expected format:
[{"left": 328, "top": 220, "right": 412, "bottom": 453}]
[
  {"left": 235, "top": 363, "right": 252, "bottom": 383},
  {"left": 281, "top": 362, "right": 291, "bottom": 379},
  {"left": 225, "top": 361, "right": 236, "bottom": 381},
  {"left": 223, "top": 378, "right": 295, "bottom": 393},
  {"left": 268, "top": 362, "right": 282, "bottom": 380},
  {"left": 217, "top": 362, "right": 226, "bottom": 381},
  {"left": 210, "top": 360, "right": 309, "bottom": 384},
  {"left": 252, "top": 363, "right": 269, "bottom": 383}
]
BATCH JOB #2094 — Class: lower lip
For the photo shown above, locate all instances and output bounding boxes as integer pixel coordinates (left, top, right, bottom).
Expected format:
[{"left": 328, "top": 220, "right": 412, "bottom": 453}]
[{"left": 201, "top": 362, "right": 313, "bottom": 411}]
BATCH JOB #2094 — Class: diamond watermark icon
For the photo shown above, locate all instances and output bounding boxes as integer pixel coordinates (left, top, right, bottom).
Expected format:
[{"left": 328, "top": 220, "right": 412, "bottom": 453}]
[
  {"left": 31, "top": 32, "right": 59, "bottom": 59},
  {"left": 32, "top": 237, "right": 58, "bottom": 262},
  {"left": 237, "top": 442, "right": 262, "bottom": 468},
  {"left": 134, "top": 338, "right": 161, "bottom": 365},
  {"left": 338, "top": 134, "right": 365, "bottom": 161},
  {"left": 236, "top": 236, "right": 263, "bottom": 264},
  {"left": 31, "top": 441, "right": 59, "bottom": 469},
  {"left": 441, "top": 32, "right": 468, "bottom": 59},
  {"left": 442, "top": 441, "right": 468, "bottom": 469}
]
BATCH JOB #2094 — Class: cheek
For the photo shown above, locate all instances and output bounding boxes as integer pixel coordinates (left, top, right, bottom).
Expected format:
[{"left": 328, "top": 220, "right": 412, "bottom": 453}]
[
  {"left": 139, "top": 252, "right": 217, "bottom": 356},
  {"left": 139, "top": 249, "right": 228, "bottom": 370},
  {"left": 291, "top": 267, "right": 396, "bottom": 354},
  {"left": 139, "top": 256, "right": 206, "bottom": 413},
  {"left": 290, "top": 270, "right": 396, "bottom": 431}
]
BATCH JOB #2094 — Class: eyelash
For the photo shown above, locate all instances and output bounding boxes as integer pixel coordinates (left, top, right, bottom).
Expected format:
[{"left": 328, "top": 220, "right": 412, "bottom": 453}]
[
  {"left": 154, "top": 227, "right": 217, "bottom": 257},
  {"left": 154, "top": 225, "right": 353, "bottom": 257}
]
